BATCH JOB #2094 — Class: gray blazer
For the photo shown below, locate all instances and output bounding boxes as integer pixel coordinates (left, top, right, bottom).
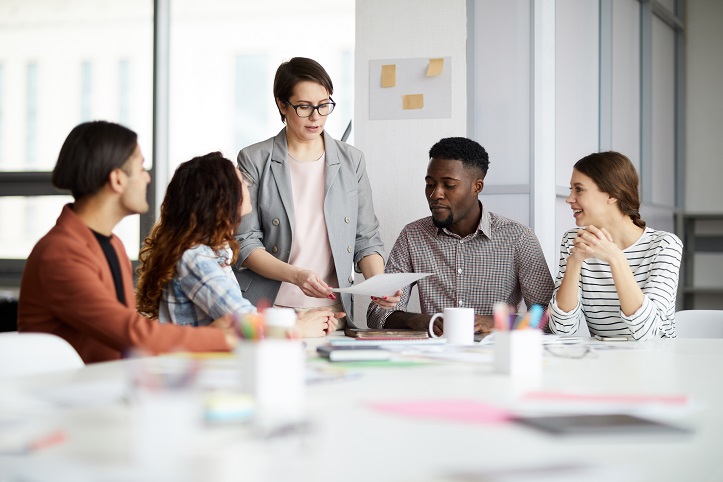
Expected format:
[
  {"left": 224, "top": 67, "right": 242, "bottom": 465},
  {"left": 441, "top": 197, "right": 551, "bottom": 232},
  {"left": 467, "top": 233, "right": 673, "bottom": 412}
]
[{"left": 234, "top": 128, "right": 385, "bottom": 326}]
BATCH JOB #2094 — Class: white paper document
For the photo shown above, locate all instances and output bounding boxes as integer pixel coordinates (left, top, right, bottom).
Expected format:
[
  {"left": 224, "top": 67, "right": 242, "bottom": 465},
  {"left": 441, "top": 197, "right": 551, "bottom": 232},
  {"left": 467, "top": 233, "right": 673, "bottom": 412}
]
[{"left": 332, "top": 272, "right": 433, "bottom": 296}]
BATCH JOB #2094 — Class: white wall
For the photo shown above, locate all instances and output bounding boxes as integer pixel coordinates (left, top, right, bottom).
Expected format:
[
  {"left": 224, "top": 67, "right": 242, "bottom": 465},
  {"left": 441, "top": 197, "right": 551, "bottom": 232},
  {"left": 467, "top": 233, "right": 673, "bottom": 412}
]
[
  {"left": 353, "top": 0, "right": 716, "bottom": 322},
  {"left": 354, "top": 0, "right": 467, "bottom": 324},
  {"left": 554, "top": 0, "right": 599, "bottom": 256},
  {"left": 686, "top": 0, "right": 723, "bottom": 212}
]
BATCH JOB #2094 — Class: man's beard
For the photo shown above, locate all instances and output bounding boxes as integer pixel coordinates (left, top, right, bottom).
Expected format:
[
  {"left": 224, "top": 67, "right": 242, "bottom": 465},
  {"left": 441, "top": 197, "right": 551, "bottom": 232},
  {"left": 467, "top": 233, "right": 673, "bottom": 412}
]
[{"left": 432, "top": 212, "right": 454, "bottom": 229}]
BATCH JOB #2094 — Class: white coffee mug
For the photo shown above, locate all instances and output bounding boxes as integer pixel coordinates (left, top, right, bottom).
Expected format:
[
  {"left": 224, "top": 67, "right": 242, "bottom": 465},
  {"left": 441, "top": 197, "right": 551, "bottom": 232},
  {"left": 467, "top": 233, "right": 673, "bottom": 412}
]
[{"left": 428, "top": 307, "right": 475, "bottom": 345}]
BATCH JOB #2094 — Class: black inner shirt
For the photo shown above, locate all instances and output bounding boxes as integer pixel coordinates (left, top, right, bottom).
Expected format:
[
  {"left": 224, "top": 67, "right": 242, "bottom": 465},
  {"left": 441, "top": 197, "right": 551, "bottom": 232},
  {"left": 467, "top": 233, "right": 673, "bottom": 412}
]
[{"left": 91, "top": 230, "right": 126, "bottom": 305}]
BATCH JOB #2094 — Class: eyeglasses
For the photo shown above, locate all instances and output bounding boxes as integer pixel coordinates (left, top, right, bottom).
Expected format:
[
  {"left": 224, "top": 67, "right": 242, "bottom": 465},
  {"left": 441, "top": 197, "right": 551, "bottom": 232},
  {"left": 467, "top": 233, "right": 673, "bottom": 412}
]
[{"left": 285, "top": 98, "right": 336, "bottom": 118}]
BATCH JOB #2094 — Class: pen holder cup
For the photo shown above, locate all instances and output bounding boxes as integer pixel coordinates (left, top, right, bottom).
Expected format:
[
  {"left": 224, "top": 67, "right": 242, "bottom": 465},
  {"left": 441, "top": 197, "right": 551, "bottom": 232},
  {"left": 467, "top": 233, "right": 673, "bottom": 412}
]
[
  {"left": 494, "top": 329, "right": 543, "bottom": 377},
  {"left": 237, "top": 339, "right": 306, "bottom": 423}
]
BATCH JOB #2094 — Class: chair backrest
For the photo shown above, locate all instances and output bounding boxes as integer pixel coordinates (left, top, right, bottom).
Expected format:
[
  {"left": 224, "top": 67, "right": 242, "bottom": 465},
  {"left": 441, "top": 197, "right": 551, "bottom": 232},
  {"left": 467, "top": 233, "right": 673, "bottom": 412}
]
[
  {"left": 675, "top": 310, "right": 723, "bottom": 338},
  {"left": 0, "top": 332, "right": 85, "bottom": 378}
]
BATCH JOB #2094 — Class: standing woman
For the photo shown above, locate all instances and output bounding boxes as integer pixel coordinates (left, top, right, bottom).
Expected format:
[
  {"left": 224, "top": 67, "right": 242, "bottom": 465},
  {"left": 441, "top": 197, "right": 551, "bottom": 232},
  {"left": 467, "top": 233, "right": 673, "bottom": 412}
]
[
  {"left": 235, "top": 57, "right": 398, "bottom": 327},
  {"left": 548, "top": 151, "right": 682, "bottom": 340}
]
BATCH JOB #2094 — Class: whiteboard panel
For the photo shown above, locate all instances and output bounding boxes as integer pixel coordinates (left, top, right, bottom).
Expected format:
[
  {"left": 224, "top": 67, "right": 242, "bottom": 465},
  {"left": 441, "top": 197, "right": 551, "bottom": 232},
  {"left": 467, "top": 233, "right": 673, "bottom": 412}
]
[
  {"left": 555, "top": 0, "right": 600, "bottom": 186},
  {"left": 470, "top": 0, "right": 531, "bottom": 185},
  {"left": 651, "top": 17, "right": 676, "bottom": 207},
  {"left": 611, "top": 0, "right": 641, "bottom": 168},
  {"left": 369, "top": 57, "right": 452, "bottom": 120}
]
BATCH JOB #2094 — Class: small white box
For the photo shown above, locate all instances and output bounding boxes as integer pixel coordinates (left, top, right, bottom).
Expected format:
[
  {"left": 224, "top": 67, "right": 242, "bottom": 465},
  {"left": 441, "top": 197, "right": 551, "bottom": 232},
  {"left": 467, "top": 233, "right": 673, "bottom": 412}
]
[
  {"left": 238, "top": 339, "right": 306, "bottom": 423},
  {"left": 494, "top": 329, "right": 543, "bottom": 377}
]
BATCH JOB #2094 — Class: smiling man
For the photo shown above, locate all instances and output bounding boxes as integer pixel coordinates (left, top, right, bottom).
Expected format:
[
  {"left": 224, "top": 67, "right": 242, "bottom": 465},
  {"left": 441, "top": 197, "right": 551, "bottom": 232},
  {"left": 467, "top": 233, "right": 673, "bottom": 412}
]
[
  {"left": 18, "top": 121, "right": 235, "bottom": 363},
  {"left": 367, "top": 137, "right": 554, "bottom": 334}
]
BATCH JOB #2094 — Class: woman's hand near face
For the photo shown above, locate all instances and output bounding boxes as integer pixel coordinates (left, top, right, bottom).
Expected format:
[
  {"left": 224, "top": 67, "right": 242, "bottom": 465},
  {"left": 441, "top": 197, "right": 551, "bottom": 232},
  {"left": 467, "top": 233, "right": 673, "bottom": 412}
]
[
  {"left": 371, "top": 289, "right": 402, "bottom": 309},
  {"left": 574, "top": 225, "right": 621, "bottom": 263},
  {"left": 294, "top": 269, "right": 336, "bottom": 300}
]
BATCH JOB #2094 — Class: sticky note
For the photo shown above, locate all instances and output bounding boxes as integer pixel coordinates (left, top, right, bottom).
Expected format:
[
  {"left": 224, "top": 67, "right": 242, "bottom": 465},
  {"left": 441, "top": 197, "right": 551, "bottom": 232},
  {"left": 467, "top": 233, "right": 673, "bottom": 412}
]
[
  {"left": 369, "top": 400, "right": 512, "bottom": 424},
  {"left": 402, "top": 94, "right": 424, "bottom": 110},
  {"left": 426, "top": 57, "right": 444, "bottom": 77},
  {"left": 381, "top": 64, "right": 396, "bottom": 88}
]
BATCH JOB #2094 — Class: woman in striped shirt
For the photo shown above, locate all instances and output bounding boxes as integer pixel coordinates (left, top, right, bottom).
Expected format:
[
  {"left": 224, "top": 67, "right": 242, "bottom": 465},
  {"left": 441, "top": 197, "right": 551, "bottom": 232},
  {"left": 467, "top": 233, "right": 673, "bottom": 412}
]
[{"left": 548, "top": 151, "right": 682, "bottom": 340}]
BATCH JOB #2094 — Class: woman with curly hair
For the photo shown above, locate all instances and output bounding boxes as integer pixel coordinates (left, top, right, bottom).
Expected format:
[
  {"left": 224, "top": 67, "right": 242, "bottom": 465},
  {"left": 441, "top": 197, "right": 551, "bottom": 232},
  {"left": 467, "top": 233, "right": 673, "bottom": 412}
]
[{"left": 137, "top": 152, "right": 342, "bottom": 337}]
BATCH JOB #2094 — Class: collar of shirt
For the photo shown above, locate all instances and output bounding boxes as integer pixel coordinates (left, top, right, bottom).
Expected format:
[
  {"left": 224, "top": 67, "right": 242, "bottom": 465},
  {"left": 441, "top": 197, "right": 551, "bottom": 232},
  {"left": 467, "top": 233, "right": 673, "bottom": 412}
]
[{"left": 432, "top": 202, "right": 492, "bottom": 241}]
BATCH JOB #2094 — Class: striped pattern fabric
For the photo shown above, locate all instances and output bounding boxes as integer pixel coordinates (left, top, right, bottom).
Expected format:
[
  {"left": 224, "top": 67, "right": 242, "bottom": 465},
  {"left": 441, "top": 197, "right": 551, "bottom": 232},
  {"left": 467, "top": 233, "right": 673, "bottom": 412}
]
[
  {"left": 548, "top": 227, "right": 683, "bottom": 340},
  {"left": 367, "top": 207, "right": 554, "bottom": 328}
]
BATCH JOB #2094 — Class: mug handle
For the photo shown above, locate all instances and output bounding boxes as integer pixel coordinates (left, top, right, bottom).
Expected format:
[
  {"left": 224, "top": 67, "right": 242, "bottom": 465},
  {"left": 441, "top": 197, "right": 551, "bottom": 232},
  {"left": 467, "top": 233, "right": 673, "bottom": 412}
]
[{"left": 428, "top": 313, "right": 443, "bottom": 338}]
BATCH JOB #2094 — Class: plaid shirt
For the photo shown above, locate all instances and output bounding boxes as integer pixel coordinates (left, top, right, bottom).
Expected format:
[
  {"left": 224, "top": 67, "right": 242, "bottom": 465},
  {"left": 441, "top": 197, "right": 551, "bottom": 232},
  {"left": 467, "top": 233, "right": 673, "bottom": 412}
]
[
  {"left": 367, "top": 206, "right": 554, "bottom": 328},
  {"left": 159, "top": 244, "right": 255, "bottom": 326}
]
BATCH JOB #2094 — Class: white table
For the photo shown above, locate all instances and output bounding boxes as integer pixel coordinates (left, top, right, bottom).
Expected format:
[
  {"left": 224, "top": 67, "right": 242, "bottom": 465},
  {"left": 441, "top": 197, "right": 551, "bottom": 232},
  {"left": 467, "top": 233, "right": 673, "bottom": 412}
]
[{"left": 1, "top": 337, "right": 722, "bottom": 482}]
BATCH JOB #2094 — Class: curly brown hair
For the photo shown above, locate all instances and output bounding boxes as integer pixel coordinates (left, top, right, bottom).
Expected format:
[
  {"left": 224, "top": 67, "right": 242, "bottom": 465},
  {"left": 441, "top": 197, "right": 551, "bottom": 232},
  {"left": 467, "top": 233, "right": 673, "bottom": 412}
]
[{"left": 136, "top": 152, "right": 244, "bottom": 319}]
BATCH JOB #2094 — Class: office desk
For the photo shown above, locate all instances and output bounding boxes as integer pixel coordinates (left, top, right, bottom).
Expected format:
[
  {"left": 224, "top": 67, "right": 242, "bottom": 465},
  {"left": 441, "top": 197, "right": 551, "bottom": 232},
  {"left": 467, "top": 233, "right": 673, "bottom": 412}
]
[{"left": 1, "top": 338, "right": 722, "bottom": 481}]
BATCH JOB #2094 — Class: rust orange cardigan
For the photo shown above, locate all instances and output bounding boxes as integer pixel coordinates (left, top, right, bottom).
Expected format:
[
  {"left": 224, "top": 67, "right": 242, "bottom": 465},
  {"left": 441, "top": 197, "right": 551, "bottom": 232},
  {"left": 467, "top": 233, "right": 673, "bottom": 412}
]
[{"left": 19, "top": 205, "right": 229, "bottom": 363}]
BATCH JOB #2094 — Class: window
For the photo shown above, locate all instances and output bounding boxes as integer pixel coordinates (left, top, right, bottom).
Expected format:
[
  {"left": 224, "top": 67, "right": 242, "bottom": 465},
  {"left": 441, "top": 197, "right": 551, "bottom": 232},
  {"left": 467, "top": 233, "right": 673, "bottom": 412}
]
[
  {"left": 167, "top": 0, "right": 355, "bottom": 173},
  {"left": 0, "top": 0, "right": 152, "bottom": 284},
  {"left": 0, "top": 0, "right": 354, "bottom": 287}
]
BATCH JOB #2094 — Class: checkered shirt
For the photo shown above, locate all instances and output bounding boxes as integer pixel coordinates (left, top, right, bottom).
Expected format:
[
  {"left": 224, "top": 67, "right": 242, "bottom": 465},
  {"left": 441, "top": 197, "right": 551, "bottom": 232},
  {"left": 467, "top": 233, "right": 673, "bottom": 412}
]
[
  {"left": 159, "top": 244, "right": 255, "bottom": 326},
  {"left": 367, "top": 207, "right": 554, "bottom": 328}
]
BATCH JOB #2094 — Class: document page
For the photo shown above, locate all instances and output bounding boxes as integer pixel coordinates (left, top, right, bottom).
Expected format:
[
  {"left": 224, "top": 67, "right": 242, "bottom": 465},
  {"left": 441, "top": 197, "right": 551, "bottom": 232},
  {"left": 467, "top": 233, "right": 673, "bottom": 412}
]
[{"left": 332, "top": 273, "right": 432, "bottom": 297}]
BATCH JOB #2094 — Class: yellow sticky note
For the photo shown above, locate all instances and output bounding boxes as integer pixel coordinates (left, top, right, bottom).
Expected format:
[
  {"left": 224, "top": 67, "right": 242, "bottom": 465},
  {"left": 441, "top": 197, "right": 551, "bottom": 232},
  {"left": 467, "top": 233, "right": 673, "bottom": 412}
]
[
  {"left": 381, "top": 64, "right": 396, "bottom": 88},
  {"left": 426, "top": 58, "right": 444, "bottom": 77},
  {"left": 402, "top": 94, "right": 424, "bottom": 110}
]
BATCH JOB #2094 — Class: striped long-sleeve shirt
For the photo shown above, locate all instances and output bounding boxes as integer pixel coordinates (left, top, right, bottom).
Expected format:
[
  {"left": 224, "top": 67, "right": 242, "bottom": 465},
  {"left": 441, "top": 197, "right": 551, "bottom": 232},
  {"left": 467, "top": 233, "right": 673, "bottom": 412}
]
[{"left": 548, "top": 227, "right": 682, "bottom": 340}]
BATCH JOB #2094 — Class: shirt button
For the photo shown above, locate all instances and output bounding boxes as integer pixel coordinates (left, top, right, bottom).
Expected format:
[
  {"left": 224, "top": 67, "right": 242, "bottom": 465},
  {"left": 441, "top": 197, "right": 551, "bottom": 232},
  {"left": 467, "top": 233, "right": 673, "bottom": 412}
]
[
  {"left": 344, "top": 216, "right": 350, "bottom": 224},
  {"left": 347, "top": 246, "right": 353, "bottom": 253},
  {"left": 457, "top": 268, "right": 462, "bottom": 274},
  {"left": 272, "top": 246, "right": 278, "bottom": 253},
  {"left": 458, "top": 300, "right": 464, "bottom": 307},
  {"left": 348, "top": 275, "right": 354, "bottom": 283},
  {"left": 272, "top": 218, "right": 280, "bottom": 226}
]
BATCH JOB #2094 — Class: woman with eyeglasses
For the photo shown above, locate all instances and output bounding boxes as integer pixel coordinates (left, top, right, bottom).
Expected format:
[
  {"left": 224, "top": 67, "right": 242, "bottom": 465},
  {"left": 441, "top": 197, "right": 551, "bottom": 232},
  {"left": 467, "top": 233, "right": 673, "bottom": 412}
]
[
  {"left": 548, "top": 151, "right": 682, "bottom": 340},
  {"left": 234, "top": 57, "right": 399, "bottom": 331}
]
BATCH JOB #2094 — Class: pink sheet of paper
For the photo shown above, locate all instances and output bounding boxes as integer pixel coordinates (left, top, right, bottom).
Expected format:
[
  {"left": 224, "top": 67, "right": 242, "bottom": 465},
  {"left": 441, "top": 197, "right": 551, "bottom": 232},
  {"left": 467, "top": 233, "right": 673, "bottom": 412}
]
[
  {"left": 369, "top": 400, "right": 513, "bottom": 424},
  {"left": 522, "top": 392, "right": 689, "bottom": 406}
]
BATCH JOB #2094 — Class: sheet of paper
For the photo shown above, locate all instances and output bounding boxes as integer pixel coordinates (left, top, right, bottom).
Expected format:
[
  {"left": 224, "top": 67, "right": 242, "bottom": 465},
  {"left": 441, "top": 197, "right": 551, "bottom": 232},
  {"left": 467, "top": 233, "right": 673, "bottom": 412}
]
[
  {"left": 402, "top": 93, "right": 424, "bottom": 110},
  {"left": 369, "top": 400, "right": 512, "bottom": 424},
  {"left": 514, "top": 391, "right": 695, "bottom": 417},
  {"left": 426, "top": 57, "right": 444, "bottom": 76},
  {"left": 381, "top": 64, "right": 396, "bottom": 87},
  {"left": 332, "top": 272, "right": 432, "bottom": 296},
  {"left": 402, "top": 348, "right": 494, "bottom": 365}
]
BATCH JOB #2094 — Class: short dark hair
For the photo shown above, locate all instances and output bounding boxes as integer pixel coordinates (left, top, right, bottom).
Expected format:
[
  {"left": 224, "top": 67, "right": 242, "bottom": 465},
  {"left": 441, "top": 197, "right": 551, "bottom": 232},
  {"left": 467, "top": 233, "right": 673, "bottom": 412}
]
[
  {"left": 273, "top": 57, "right": 334, "bottom": 123},
  {"left": 574, "top": 151, "right": 646, "bottom": 229},
  {"left": 52, "top": 121, "right": 138, "bottom": 200},
  {"left": 429, "top": 137, "right": 489, "bottom": 177}
]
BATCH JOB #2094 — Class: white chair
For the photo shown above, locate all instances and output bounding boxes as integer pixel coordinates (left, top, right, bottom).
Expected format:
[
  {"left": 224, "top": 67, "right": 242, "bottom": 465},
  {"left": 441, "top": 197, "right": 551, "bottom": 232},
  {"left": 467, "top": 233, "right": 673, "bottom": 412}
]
[
  {"left": 0, "top": 332, "right": 85, "bottom": 378},
  {"left": 675, "top": 310, "right": 723, "bottom": 338}
]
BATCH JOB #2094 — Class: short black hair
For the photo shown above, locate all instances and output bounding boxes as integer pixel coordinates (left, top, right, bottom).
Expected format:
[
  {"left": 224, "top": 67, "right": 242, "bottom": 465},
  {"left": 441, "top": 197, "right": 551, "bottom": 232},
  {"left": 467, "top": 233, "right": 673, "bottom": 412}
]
[
  {"left": 273, "top": 57, "right": 334, "bottom": 123},
  {"left": 428, "top": 137, "right": 489, "bottom": 177},
  {"left": 52, "top": 121, "right": 138, "bottom": 200}
]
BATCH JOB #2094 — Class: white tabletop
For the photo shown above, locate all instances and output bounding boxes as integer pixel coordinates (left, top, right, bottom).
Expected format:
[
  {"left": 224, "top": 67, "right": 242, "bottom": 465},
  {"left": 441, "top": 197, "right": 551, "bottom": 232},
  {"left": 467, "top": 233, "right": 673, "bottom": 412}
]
[{"left": 1, "top": 337, "right": 722, "bottom": 482}]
